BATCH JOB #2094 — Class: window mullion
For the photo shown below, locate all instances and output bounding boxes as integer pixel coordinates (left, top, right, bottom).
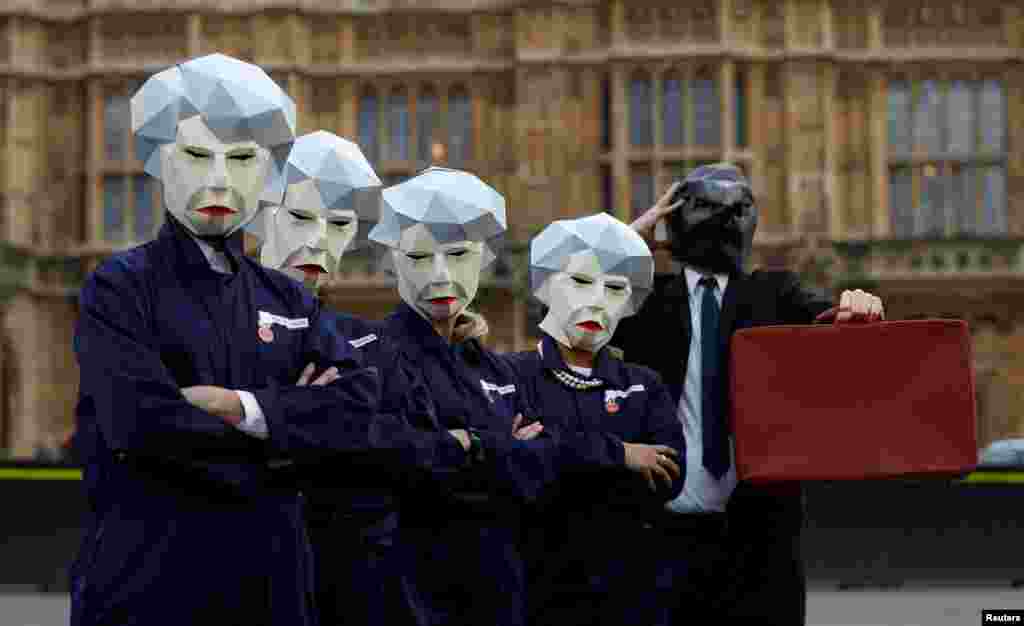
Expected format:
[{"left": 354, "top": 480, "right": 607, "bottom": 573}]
[
  {"left": 381, "top": 81, "right": 392, "bottom": 162},
  {"left": 440, "top": 81, "right": 450, "bottom": 163},
  {"left": 910, "top": 164, "right": 920, "bottom": 237},
  {"left": 652, "top": 71, "right": 662, "bottom": 190},
  {"left": 683, "top": 67, "right": 693, "bottom": 156},
  {"left": 971, "top": 81, "right": 983, "bottom": 234},
  {"left": 409, "top": 85, "right": 419, "bottom": 171}
]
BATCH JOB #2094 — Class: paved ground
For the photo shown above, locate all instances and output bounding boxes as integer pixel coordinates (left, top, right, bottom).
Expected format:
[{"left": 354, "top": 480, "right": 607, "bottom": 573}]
[{"left": 3, "top": 588, "right": 1024, "bottom": 626}]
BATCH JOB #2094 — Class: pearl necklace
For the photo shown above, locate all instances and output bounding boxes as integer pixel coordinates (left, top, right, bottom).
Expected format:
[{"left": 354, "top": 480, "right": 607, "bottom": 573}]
[
  {"left": 550, "top": 367, "right": 604, "bottom": 390},
  {"left": 537, "top": 340, "right": 605, "bottom": 390}
]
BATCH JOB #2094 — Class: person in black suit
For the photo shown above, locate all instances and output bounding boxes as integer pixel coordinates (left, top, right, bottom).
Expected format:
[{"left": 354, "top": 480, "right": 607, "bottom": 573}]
[{"left": 614, "top": 163, "right": 884, "bottom": 625}]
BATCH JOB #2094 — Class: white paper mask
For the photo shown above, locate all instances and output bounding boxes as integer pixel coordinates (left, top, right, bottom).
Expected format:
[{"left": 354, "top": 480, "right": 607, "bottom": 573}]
[
  {"left": 259, "top": 131, "right": 381, "bottom": 291},
  {"left": 392, "top": 226, "right": 484, "bottom": 321},
  {"left": 538, "top": 252, "right": 633, "bottom": 352},
  {"left": 369, "top": 167, "right": 506, "bottom": 323},
  {"left": 263, "top": 204, "right": 357, "bottom": 290},
  {"left": 159, "top": 117, "right": 272, "bottom": 237},
  {"left": 531, "top": 213, "right": 654, "bottom": 353},
  {"left": 130, "top": 53, "right": 297, "bottom": 238}
]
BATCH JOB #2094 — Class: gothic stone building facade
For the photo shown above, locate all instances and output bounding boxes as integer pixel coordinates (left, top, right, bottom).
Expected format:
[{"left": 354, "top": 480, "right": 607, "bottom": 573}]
[{"left": 0, "top": 0, "right": 1021, "bottom": 459}]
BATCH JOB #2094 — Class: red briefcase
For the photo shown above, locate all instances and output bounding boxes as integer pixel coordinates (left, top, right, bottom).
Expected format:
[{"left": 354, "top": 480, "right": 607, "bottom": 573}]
[{"left": 730, "top": 319, "right": 978, "bottom": 482}]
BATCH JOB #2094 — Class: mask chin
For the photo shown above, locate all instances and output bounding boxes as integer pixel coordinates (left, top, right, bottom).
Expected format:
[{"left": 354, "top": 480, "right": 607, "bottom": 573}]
[
  {"left": 280, "top": 266, "right": 324, "bottom": 291},
  {"left": 393, "top": 245, "right": 482, "bottom": 325},
  {"left": 670, "top": 218, "right": 747, "bottom": 274},
  {"left": 419, "top": 297, "right": 466, "bottom": 322},
  {"left": 566, "top": 327, "right": 610, "bottom": 352},
  {"left": 541, "top": 307, "right": 616, "bottom": 354},
  {"left": 185, "top": 208, "right": 250, "bottom": 238}
]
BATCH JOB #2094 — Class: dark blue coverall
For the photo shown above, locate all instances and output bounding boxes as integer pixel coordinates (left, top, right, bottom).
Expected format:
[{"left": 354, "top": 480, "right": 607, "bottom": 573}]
[
  {"left": 70, "top": 218, "right": 388, "bottom": 626},
  {"left": 504, "top": 334, "right": 687, "bottom": 626},
  {"left": 299, "top": 310, "right": 469, "bottom": 626},
  {"left": 375, "top": 303, "right": 560, "bottom": 626}
]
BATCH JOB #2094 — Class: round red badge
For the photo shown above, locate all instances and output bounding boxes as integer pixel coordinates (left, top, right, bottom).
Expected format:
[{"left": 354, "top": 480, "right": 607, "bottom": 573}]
[
  {"left": 258, "top": 324, "right": 274, "bottom": 343},
  {"left": 606, "top": 400, "right": 620, "bottom": 414}
]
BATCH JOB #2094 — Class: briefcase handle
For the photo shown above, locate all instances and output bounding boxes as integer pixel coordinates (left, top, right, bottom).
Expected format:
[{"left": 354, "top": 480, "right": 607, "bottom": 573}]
[{"left": 813, "top": 306, "right": 883, "bottom": 324}]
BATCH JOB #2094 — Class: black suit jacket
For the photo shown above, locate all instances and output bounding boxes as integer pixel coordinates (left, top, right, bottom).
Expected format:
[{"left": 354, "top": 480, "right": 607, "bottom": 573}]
[{"left": 613, "top": 269, "right": 833, "bottom": 529}]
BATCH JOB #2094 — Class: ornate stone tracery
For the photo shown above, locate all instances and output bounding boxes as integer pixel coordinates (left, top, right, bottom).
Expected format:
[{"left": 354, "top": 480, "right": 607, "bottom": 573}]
[{"left": 0, "top": 0, "right": 1018, "bottom": 455}]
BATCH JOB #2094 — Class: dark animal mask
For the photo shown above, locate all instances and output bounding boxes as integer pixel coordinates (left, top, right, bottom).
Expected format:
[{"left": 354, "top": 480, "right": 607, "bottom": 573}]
[{"left": 667, "top": 164, "right": 758, "bottom": 275}]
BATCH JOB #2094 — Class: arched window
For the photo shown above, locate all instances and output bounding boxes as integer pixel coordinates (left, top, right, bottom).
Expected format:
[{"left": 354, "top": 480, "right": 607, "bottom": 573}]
[
  {"left": 888, "top": 79, "right": 911, "bottom": 155},
  {"left": 979, "top": 80, "right": 1005, "bottom": 154},
  {"left": 981, "top": 166, "right": 1007, "bottom": 236},
  {"left": 103, "top": 176, "right": 125, "bottom": 241},
  {"left": 448, "top": 85, "right": 473, "bottom": 167},
  {"left": 912, "top": 80, "right": 942, "bottom": 154},
  {"left": 416, "top": 85, "right": 440, "bottom": 165},
  {"left": 888, "top": 78, "right": 1007, "bottom": 238},
  {"left": 692, "top": 67, "right": 720, "bottom": 146},
  {"left": 946, "top": 80, "right": 973, "bottom": 155},
  {"left": 662, "top": 71, "right": 683, "bottom": 146},
  {"left": 629, "top": 70, "right": 653, "bottom": 147},
  {"left": 133, "top": 175, "right": 157, "bottom": 241},
  {"left": 385, "top": 87, "right": 409, "bottom": 161},
  {"left": 735, "top": 67, "right": 748, "bottom": 148},
  {"left": 630, "top": 165, "right": 654, "bottom": 220},
  {"left": 103, "top": 90, "right": 130, "bottom": 162},
  {"left": 358, "top": 86, "right": 379, "bottom": 164}
]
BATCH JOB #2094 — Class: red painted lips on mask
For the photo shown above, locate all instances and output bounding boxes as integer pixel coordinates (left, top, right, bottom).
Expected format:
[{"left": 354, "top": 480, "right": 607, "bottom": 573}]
[
  {"left": 577, "top": 321, "right": 603, "bottom": 332},
  {"left": 197, "top": 205, "right": 237, "bottom": 217}
]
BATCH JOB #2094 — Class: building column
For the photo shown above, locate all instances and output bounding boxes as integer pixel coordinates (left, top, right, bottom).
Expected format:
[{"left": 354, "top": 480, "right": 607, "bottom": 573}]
[
  {"left": 611, "top": 65, "right": 629, "bottom": 222},
  {"left": 823, "top": 62, "right": 841, "bottom": 240},
  {"left": 721, "top": 61, "right": 737, "bottom": 163},
  {"left": 186, "top": 13, "right": 202, "bottom": 57},
  {"left": 867, "top": 71, "right": 889, "bottom": 238},
  {"left": 4, "top": 294, "right": 40, "bottom": 457},
  {"left": 821, "top": 0, "right": 838, "bottom": 238},
  {"left": 747, "top": 62, "right": 766, "bottom": 201}
]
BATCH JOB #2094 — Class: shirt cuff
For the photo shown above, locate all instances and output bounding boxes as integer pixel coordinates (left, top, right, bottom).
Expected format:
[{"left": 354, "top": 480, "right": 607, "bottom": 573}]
[{"left": 235, "top": 390, "right": 269, "bottom": 439}]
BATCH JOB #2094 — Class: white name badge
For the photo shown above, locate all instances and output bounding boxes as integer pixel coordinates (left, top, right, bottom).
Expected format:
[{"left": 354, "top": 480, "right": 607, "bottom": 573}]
[
  {"left": 348, "top": 334, "right": 378, "bottom": 349},
  {"left": 604, "top": 384, "right": 646, "bottom": 404},
  {"left": 481, "top": 380, "right": 516, "bottom": 396},
  {"left": 258, "top": 311, "right": 310, "bottom": 330}
]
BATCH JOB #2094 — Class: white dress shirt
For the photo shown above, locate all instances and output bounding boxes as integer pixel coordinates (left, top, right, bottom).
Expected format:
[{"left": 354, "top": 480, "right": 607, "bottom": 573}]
[
  {"left": 665, "top": 267, "right": 737, "bottom": 514},
  {"left": 190, "top": 235, "right": 268, "bottom": 439},
  {"left": 567, "top": 365, "right": 593, "bottom": 377}
]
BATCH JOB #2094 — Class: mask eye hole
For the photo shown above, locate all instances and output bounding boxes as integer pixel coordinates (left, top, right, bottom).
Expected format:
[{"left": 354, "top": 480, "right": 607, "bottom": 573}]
[
  {"left": 606, "top": 283, "right": 627, "bottom": 292},
  {"left": 329, "top": 219, "right": 353, "bottom": 228},
  {"left": 447, "top": 249, "right": 469, "bottom": 258},
  {"left": 571, "top": 276, "right": 593, "bottom": 286},
  {"left": 289, "top": 210, "right": 314, "bottom": 222},
  {"left": 184, "top": 148, "right": 210, "bottom": 159},
  {"left": 405, "top": 252, "right": 430, "bottom": 261},
  {"left": 228, "top": 152, "right": 256, "bottom": 162}
]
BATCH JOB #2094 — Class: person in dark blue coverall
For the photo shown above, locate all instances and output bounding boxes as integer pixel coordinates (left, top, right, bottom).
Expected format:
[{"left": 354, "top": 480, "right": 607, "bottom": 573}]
[
  {"left": 256, "top": 131, "right": 472, "bottom": 626},
  {"left": 621, "top": 164, "right": 885, "bottom": 626},
  {"left": 69, "top": 55, "right": 401, "bottom": 626},
  {"left": 365, "top": 167, "right": 560, "bottom": 626},
  {"left": 502, "top": 213, "right": 685, "bottom": 626}
]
